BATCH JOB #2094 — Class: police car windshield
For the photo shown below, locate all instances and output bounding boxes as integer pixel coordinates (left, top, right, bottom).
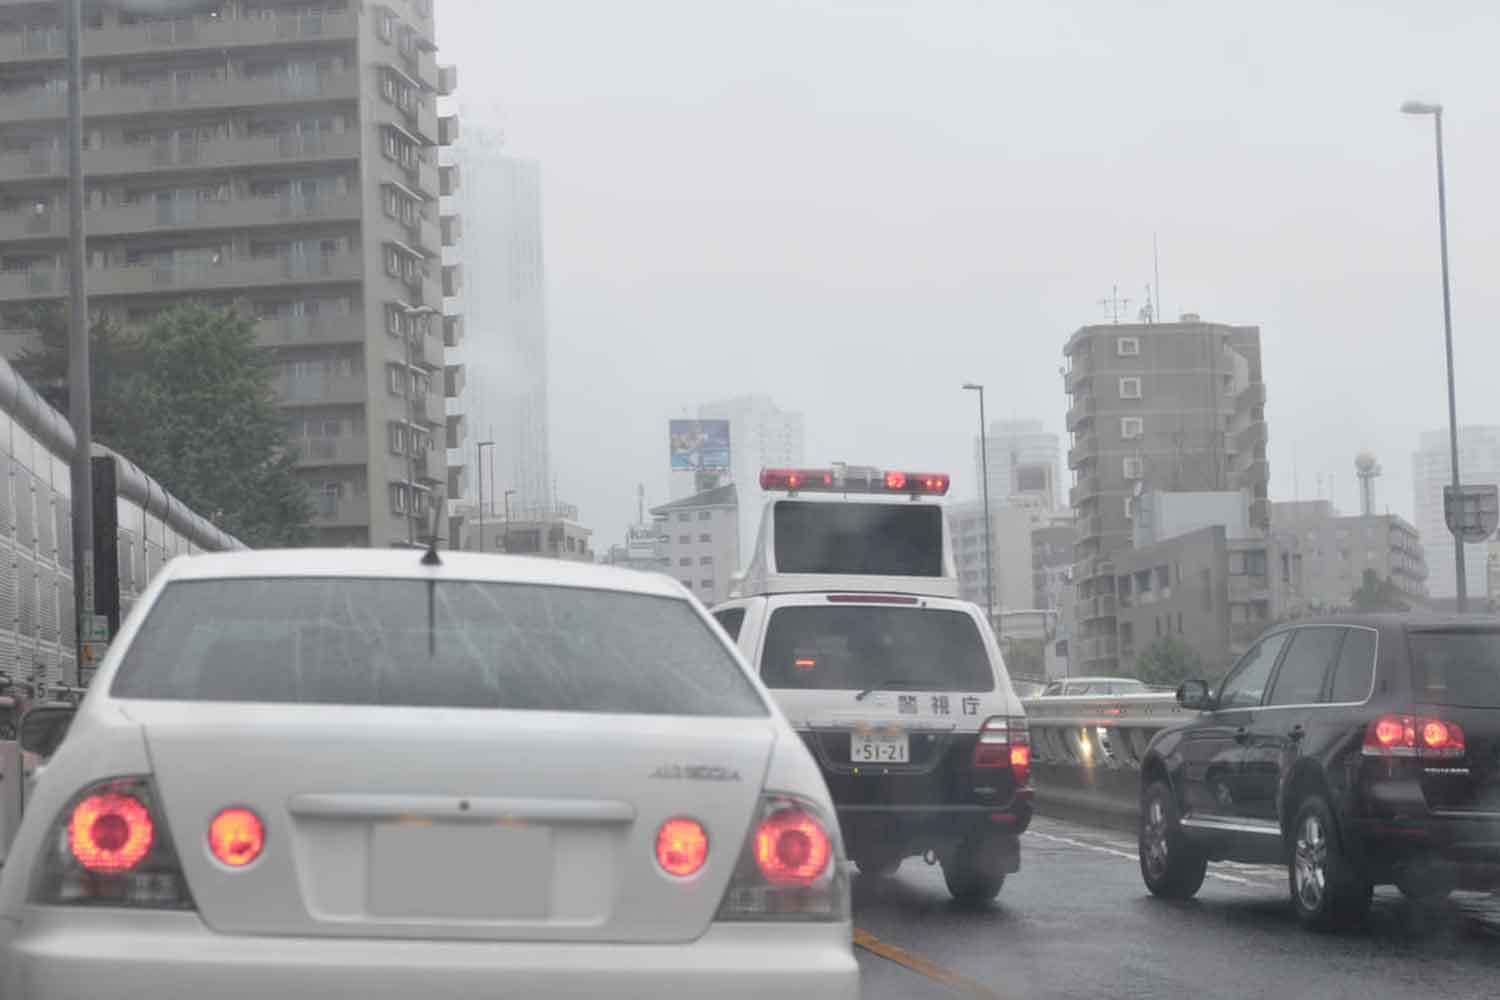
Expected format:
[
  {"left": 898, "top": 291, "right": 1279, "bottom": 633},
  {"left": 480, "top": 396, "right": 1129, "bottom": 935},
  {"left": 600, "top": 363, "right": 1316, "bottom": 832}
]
[
  {"left": 761, "top": 605, "right": 993, "bottom": 692},
  {"left": 773, "top": 501, "right": 944, "bottom": 576}
]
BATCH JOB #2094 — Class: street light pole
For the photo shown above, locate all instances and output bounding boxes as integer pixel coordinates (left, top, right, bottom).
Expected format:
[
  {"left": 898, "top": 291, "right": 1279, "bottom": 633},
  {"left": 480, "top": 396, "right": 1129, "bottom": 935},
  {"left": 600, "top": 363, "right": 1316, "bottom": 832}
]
[
  {"left": 476, "top": 439, "right": 494, "bottom": 551},
  {"left": 962, "top": 383, "right": 995, "bottom": 627},
  {"left": 1403, "top": 100, "right": 1466, "bottom": 611},
  {"left": 503, "top": 489, "right": 516, "bottom": 553},
  {"left": 64, "top": 0, "right": 94, "bottom": 682}
]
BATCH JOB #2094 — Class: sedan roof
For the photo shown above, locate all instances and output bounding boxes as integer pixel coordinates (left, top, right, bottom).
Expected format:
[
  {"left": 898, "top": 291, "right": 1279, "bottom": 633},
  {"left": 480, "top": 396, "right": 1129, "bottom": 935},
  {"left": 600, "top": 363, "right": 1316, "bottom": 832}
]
[{"left": 158, "top": 548, "right": 688, "bottom": 599}]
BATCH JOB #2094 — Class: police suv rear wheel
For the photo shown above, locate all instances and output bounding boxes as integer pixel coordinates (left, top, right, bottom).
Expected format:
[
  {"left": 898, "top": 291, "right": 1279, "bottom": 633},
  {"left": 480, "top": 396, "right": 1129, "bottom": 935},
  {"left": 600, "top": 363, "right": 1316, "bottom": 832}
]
[{"left": 941, "top": 838, "right": 1006, "bottom": 904}]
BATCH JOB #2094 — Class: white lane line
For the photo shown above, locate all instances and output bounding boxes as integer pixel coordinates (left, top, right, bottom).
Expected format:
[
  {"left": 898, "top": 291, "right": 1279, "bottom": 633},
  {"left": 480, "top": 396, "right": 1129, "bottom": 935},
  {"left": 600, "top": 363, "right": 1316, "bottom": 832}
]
[{"left": 1025, "top": 828, "right": 1262, "bottom": 886}]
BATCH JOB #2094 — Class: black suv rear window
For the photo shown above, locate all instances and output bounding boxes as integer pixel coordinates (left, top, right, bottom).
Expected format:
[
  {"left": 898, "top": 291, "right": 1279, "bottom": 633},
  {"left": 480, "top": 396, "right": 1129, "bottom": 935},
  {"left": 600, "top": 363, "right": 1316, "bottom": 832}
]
[
  {"left": 111, "top": 578, "right": 768, "bottom": 717},
  {"left": 760, "top": 605, "right": 993, "bottom": 691},
  {"left": 1408, "top": 630, "right": 1500, "bottom": 709}
]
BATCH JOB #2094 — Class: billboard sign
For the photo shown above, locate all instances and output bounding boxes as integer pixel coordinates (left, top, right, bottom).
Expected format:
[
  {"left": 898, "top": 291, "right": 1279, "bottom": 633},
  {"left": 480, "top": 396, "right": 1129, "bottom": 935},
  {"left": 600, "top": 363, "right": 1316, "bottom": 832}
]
[{"left": 669, "top": 419, "right": 731, "bottom": 473}]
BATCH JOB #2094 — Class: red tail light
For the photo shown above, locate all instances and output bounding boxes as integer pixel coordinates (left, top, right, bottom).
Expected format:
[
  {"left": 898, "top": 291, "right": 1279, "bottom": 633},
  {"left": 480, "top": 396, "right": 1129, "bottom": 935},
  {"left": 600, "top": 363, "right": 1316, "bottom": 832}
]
[
  {"left": 972, "top": 716, "right": 1031, "bottom": 786},
  {"left": 209, "top": 808, "right": 265, "bottom": 868},
  {"left": 69, "top": 792, "right": 154, "bottom": 873},
  {"left": 754, "top": 808, "right": 831, "bottom": 885},
  {"left": 36, "top": 776, "right": 193, "bottom": 910},
  {"left": 1363, "top": 714, "right": 1466, "bottom": 758},
  {"left": 716, "top": 794, "right": 847, "bottom": 922},
  {"left": 656, "top": 818, "right": 709, "bottom": 877}
]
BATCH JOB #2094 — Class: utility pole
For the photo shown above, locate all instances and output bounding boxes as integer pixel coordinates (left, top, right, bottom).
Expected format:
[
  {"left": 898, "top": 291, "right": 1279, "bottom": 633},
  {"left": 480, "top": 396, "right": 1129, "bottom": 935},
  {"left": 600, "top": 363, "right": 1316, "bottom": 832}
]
[
  {"left": 962, "top": 384, "right": 996, "bottom": 628},
  {"left": 64, "top": 0, "right": 94, "bottom": 684}
]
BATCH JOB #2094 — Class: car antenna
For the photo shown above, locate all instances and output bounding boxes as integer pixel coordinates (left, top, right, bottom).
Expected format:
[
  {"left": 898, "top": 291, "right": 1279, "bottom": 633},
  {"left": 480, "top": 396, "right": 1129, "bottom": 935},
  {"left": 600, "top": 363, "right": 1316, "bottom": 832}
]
[{"left": 421, "top": 504, "right": 443, "bottom": 566}]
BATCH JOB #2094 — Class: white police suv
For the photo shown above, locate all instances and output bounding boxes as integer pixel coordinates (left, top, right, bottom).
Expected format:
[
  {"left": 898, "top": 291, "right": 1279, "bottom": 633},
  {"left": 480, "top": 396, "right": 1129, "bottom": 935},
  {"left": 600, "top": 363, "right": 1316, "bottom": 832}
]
[{"left": 713, "top": 465, "right": 1032, "bottom": 903}]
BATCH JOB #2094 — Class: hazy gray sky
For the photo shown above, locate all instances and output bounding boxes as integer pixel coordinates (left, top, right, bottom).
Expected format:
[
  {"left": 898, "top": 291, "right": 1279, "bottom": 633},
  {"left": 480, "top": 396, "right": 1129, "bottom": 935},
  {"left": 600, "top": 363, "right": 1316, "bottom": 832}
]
[{"left": 438, "top": 1, "right": 1500, "bottom": 549}]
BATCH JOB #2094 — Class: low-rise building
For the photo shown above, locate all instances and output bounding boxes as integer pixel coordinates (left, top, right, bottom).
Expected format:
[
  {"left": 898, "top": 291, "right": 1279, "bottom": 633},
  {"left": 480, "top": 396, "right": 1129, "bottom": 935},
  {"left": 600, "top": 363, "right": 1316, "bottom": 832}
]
[
  {"left": 651, "top": 484, "right": 739, "bottom": 605},
  {"left": 1271, "top": 500, "right": 1427, "bottom": 609},
  {"left": 459, "top": 501, "right": 593, "bottom": 562}
]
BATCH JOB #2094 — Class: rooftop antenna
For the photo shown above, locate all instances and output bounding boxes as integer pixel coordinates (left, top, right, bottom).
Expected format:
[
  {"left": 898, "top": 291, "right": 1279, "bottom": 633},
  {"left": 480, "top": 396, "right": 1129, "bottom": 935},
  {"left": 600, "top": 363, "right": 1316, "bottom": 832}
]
[
  {"left": 1153, "top": 233, "right": 1161, "bottom": 328},
  {"left": 637, "top": 483, "right": 645, "bottom": 525},
  {"left": 1138, "top": 285, "right": 1155, "bottom": 324},
  {"left": 1097, "top": 285, "right": 1131, "bottom": 324},
  {"left": 1355, "top": 452, "right": 1382, "bottom": 517}
]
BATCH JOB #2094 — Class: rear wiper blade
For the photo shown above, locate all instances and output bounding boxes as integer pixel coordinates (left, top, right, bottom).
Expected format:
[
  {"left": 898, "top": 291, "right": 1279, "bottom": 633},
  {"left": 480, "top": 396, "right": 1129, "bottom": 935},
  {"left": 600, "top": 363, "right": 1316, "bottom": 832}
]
[{"left": 854, "top": 679, "right": 924, "bottom": 701}]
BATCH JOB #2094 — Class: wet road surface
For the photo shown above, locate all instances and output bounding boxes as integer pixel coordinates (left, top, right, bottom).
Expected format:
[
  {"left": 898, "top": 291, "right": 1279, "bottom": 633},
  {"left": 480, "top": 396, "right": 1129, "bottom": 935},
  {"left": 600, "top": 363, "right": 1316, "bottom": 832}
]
[{"left": 854, "top": 815, "right": 1500, "bottom": 998}]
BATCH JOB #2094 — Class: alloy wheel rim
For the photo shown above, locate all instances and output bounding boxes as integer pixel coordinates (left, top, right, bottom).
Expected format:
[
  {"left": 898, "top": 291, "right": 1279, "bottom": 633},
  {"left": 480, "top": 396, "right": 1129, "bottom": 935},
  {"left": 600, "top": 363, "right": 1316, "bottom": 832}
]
[
  {"left": 1294, "top": 814, "right": 1327, "bottom": 910},
  {"left": 1143, "top": 796, "right": 1169, "bottom": 879}
]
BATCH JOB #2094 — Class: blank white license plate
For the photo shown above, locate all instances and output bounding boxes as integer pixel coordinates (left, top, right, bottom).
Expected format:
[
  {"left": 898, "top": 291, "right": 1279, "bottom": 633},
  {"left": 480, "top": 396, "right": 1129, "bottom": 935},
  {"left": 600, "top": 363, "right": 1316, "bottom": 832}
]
[
  {"left": 367, "top": 823, "right": 552, "bottom": 919},
  {"left": 851, "top": 731, "right": 910, "bottom": 763}
]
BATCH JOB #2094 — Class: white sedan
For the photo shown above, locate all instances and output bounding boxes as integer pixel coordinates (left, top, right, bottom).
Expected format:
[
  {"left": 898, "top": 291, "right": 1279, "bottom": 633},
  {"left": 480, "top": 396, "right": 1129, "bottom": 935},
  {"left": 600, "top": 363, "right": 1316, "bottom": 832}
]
[{"left": 0, "top": 549, "right": 857, "bottom": 999}]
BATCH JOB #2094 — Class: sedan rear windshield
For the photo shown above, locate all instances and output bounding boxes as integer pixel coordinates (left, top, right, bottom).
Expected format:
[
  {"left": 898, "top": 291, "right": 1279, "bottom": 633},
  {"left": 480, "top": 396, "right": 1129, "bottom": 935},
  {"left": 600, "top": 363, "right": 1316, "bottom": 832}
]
[
  {"left": 760, "top": 605, "right": 993, "bottom": 691},
  {"left": 1408, "top": 630, "right": 1500, "bottom": 709},
  {"left": 110, "top": 578, "right": 767, "bottom": 717}
]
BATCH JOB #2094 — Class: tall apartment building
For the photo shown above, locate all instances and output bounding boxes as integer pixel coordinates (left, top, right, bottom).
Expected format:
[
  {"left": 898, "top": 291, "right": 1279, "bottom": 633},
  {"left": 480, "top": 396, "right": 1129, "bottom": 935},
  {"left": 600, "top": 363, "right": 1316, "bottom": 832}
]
[
  {"left": 973, "top": 419, "right": 1061, "bottom": 512},
  {"left": 1272, "top": 500, "right": 1428, "bottom": 609},
  {"left": 695, "top": 395, "right": 803, "bottom": 562},
  {"left": 449, "top": 121, "right": 551, "bottom": 512},
  {"left": 1412, "top": 426, "right": 1500, "bottom": 600},
  {"left": 0, "top": 0, "right": 464, "bottom": 548},
  {"left": 1064, "top": 316, "right": 1268, "bottom": 673},
  {"left": 945, "top": 501, "right": 1035, "bottom": 617}
]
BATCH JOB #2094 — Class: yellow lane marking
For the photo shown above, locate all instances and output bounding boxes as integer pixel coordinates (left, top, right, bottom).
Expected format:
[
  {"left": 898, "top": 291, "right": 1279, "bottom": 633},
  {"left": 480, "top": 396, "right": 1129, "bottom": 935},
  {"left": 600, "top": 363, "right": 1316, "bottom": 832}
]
[{"left": 853, "top": 927, "right": 1005, "bottom": 998}]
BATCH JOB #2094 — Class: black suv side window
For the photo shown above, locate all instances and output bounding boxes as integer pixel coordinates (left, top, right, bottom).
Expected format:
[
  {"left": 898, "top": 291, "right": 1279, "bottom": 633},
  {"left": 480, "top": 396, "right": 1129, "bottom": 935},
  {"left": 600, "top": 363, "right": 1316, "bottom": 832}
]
[
  {"left": 1267, "top": 627, "right": 1343, "bottom": 706},
  {"left": 1218, "top": 632, "right": 1291, "bottom": 710},
  {"left": 1328, "top": 627, "right": 1377, "bottom": 703}
]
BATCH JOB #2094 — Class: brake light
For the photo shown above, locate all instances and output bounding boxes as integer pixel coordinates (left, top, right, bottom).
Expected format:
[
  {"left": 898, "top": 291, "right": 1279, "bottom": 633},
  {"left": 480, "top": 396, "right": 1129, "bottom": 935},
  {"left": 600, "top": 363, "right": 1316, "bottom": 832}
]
[
  {"left": 759, "top": 468, "right": 834, "bottom": 491},
  {"left": 972, "top": 716, "right": 1031, "bottom": 785},
  {"left": 1362, "top": 714, "right": 1466, "bottom": 758},
  {"left": 35, "top": 776, "right": 193, "bottom": 909},
  {"left": 754, "top": 808, "right": 831, "bottom": 885},
  {"left": 209, "top": 808, "right": 265, "bottom": 868},
  {"left": 656, "top": 818, "right": 709, "bottom": 877},
  {"left": 715, "top": 794, "right": 847, "bottom": 922},
  {"left": 69, "top": 792, "right": 153, "bottom": 873}
]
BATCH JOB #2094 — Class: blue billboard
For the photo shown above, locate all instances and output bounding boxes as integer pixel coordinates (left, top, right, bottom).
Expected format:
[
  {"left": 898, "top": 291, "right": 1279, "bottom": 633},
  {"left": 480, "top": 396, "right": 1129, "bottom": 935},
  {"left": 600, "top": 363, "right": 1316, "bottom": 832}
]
[{"left": 669, "top": 419, "right": 731, "bottom": 473}]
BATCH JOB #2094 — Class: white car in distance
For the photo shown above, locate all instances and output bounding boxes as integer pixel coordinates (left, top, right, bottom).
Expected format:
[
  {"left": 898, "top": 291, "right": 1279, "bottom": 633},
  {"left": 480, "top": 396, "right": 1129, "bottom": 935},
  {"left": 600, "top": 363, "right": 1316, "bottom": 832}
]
[{"left": 0, "top": 549, "right": 857, "bottom": 999}]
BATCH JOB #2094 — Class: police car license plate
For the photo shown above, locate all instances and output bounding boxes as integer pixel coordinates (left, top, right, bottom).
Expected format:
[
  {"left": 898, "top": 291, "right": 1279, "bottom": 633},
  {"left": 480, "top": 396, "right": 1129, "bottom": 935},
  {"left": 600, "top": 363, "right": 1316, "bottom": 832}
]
[{"left": 851, "top": 731, "right": 909, "bottom": 763}]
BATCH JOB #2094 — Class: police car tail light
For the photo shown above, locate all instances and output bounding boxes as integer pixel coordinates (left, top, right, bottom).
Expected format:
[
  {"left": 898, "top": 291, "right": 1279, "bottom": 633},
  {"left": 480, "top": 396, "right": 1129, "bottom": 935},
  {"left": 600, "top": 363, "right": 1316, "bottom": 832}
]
[
  {"left": 33, "top": 776, "right": 194, "bottom": 910},
  {"left": 715, "top": 793, "right": 848, "bottom": 923},
  {"left": 759, "top": 466, "right": 950, "bottom": 496},
  {"left": 973, "top": 716, "right": 1031, "bottom": 785}
]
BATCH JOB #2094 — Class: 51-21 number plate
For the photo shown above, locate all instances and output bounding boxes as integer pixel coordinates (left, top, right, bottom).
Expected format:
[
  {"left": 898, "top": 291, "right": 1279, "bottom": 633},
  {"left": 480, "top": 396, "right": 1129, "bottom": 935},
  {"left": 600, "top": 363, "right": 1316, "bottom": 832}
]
[{"left": 851, "top": 731, "right": 910, "bottom": 763}]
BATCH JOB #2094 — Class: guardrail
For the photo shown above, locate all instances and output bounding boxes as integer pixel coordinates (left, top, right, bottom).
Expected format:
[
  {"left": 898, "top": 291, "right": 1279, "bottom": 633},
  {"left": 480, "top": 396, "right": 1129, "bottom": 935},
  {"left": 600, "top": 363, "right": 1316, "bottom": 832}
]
[{"left": 1021, "top": 692, "right": 1190, "bottom": 829}]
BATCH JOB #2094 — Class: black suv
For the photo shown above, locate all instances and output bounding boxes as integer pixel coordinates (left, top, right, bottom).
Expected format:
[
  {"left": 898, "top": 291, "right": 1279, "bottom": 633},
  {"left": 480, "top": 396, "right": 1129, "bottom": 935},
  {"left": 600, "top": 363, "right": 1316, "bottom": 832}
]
[{"left": 1137, "top": 614, "right": 1500, "bottom": 928}]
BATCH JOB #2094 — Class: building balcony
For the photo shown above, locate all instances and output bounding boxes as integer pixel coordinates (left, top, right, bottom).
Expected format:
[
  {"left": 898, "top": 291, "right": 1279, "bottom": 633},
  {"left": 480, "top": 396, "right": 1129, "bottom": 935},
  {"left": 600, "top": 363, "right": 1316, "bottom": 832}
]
[
  {"left": 257, "top": 312, "right": 365, "bottom": 348},
  {"left": 442, "top": 313, "right": 464, "bottom": 348},
  {"left": 1065, "top": 395, "right": 1095, "bottom": 431},
  {"left": 1229, "top": 575, "right": 1271, "bottom": 602},
  {"left": 0, "top": 9, "right": 356, "bottom": 65},
  {"left": 437, "top": 65, "right": 458, "bottom": 97},
  {"left": 1069, "top": 475, "right": 1101, "bottom": 507},
  {"left": 402, "top": 330, "right": 444, "bottom": 371},
  {"left": 309, "top": 492, "right": 369, "bottom": 529},
  {"left": 7, "top": 68, "right": 360, "bottom": 124},
  {"left": 444, "top": 363, "right": 465, "bottom": 400},
  {"left": 0, "top": 130, "right": 361, "bottom": 185},
  {"left": 293, "top": 436, "right": 370, "bottom": 468},
  {"left": 410, "top": 445, "right": 443, "bottom": 485},
  {"left": 420, "top": 391, "right": 445, "bottom": 427},
  {"left": 445, "top": 414, "right": 467, "bottom": 450},
  {"left": 0, "top": 250, "right": 362, "bottom": 304},
  {"left": 1235, "top": 419, "right": 1268, "bottom": 452},
  {"left": 1239, "top": 382, "right": 1267, "bottom": 410},
  {"left": 1078, "top": 515, "right": 1103, "bottom": 540},
  {"left": 1088, "top": 595, "right": 1117, "bottom": 619},
  {"left": 0, "top": 192, "right": 361, "bottom": 244},
  {"left": 274, "top": 371, "right": 368, "bottom": 408}
]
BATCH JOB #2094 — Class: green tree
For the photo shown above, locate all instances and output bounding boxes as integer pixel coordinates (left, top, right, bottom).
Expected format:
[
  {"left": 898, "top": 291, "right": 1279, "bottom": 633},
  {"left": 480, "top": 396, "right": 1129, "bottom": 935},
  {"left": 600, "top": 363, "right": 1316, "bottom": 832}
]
[
  {"left": 9, "top": 303, "right": 145, "bottom": 435},
  {"left": 1349, "top": 569, "right": 1409, "bottom": 613},
  {"left": 12, "top": 304, "right": 310, "bottom": 546},
  {"left": 1133, "top": 636, "right": 1207, "bottom": 689}
]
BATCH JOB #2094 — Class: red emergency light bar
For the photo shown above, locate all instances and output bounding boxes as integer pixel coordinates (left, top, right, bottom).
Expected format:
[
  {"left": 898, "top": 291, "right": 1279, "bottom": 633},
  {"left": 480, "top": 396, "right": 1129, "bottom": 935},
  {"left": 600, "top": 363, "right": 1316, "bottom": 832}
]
[{"left": 759, "top": 467, "right": 950, "bottom": 496}]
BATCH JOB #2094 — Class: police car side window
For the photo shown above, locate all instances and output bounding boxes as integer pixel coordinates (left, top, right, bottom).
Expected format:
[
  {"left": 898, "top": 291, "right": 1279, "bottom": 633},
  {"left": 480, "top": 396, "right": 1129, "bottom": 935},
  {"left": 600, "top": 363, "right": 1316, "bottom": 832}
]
[{"left": 712, "top": 608, "right": 746, "bottom": 642}]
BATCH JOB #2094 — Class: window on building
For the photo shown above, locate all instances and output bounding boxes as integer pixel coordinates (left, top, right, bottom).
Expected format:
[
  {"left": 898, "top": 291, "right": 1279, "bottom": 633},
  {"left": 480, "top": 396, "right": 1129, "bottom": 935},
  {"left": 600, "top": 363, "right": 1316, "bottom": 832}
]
[
  {"left": 1119, "top": 376, "right": 1141, "bottom": 399},
  {"left": 677, "top": 512, "right": 691, "bottom": 523},
  {"left": 377, "top": 8, "right": 395, "bottom": 41},
  {"left": 699, "top": 533, "right": 711, "bottom": 543},
  {"left": 1120, "top": 417, "right": 1143, "bottom": 439},
  {"left": 1116, "top": 336, "right": 1140, "bottom": 356},
  {"left": 680, "top": 579, "right": 692, "bottom": 589},
  {"left": 679, "top": 557, "right": 692, "bottom": 567},
  {"left": 1124, "top": 496, "right": 1134, "bottom": 520},
  {"left": 1155, "top": 566, "right": 1170, "bottom": 591},
  {"left": 386, "top": 365, "right": 404, "bottom": 396},
  {"left": 700, "top": 556, "right": 713, "bottom": 565},
  {"left": 387, "top": 423, "right": 407, "bottom": 455},
  {"left": 1123, "top": 456, "right": 1143, "bottom": 479},
  {"left": 700, "top": 580, "right": 714, "bottom": 590}
]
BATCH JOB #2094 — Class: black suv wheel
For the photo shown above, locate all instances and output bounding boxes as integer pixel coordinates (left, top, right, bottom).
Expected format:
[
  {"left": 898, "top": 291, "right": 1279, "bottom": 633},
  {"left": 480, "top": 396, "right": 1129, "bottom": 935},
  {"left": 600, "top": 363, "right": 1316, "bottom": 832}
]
[
  {"left": 1138, "top": 780, "right": 1207, "bottom": 900},
  {"left": 941, "top": 837, "right": 1007, "bottom": 904},
  {"left": 1289, "top": 795, "right": 1371, "bottom": 930}
]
